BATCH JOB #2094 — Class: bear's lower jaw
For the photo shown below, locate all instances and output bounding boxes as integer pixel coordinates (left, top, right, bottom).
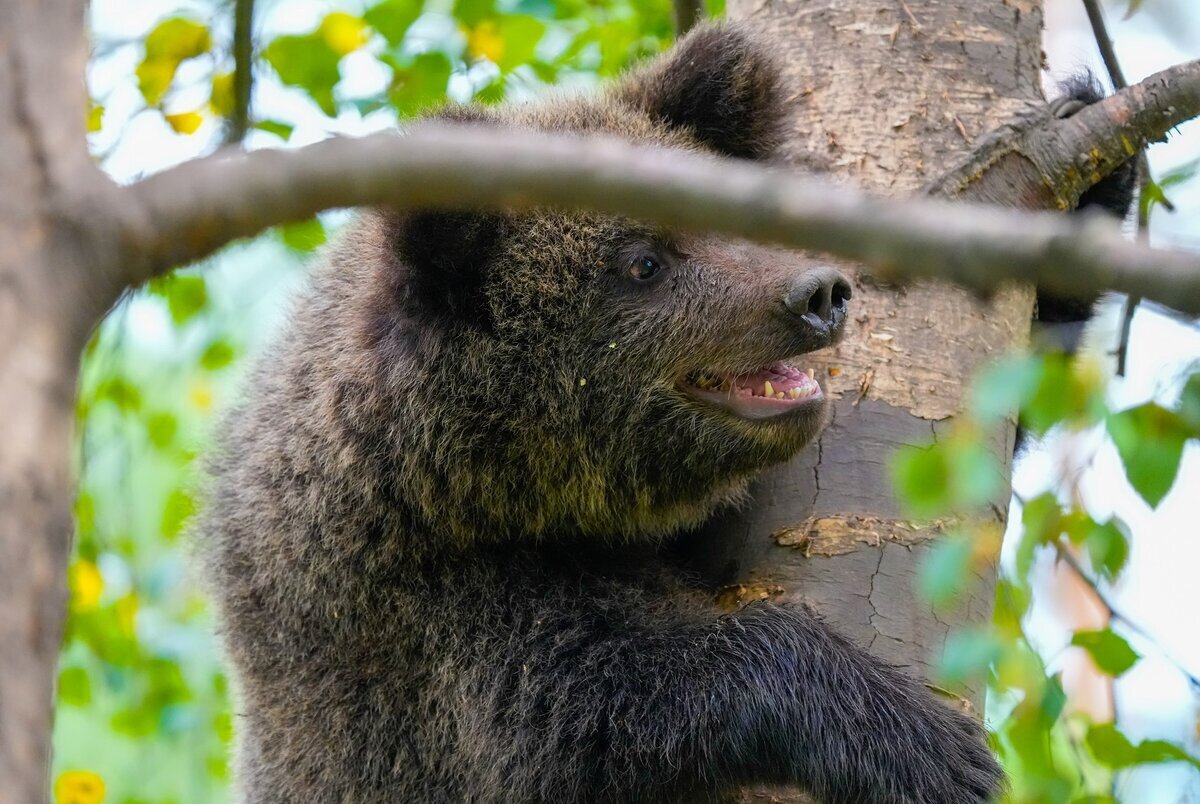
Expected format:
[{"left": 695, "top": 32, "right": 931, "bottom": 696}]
[{"left": 680, "top": 361, "right": 824, "bottom": 420}]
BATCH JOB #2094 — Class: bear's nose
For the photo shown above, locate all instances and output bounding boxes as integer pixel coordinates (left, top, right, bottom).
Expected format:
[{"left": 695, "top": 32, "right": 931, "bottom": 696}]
[{"left": 783, "top": 267, "right": 852, "bottom": 334}]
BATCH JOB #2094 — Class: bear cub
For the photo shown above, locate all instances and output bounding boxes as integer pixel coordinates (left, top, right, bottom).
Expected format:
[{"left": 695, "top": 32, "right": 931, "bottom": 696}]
[{"left": 202, "top": 23, "right": 1015, "bottom": 803}]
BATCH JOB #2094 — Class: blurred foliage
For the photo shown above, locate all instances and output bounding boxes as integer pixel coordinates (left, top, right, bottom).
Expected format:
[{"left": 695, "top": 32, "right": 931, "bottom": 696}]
[
  {"left": 58, "top": 236, "right": 310, "bottom": 802},
  {"left": 892, "top": 352, "right": 1200, "bottom": 803},
  {"left": 95, "top": 0, "right": 693, "bottom": 147}
]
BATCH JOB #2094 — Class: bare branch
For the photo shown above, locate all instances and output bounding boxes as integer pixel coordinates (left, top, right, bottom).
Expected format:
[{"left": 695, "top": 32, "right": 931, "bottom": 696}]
[
  {"left": 1082, "top": 0, "right": 1128, "bottom": 89},
  {"left": 1055, "top": 541, "right": 1200, "bottom": 691},
  {"left": 225, "top": 0, "right": 255, "bottom": 145},
  {"left": 116, "top": 59, "right": 1200, "bottom": 314},
  {"left": 1081, "top": 0, "right": 1144, "bottom": 376}
]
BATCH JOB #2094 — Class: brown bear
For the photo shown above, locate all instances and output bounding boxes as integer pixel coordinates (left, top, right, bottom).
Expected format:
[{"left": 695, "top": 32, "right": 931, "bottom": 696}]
[{"left": 201, "top": 23, "right": 1007, "bottom": 803}]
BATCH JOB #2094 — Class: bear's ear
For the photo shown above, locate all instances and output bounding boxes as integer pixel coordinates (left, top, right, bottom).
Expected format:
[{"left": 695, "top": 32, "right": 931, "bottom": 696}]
[
  {"left": 614, "top": 23, "right": 785, "bottom": 161},
  {"left": 385, "top": 208, "right": 509, "bottom": 329},
  {"left": 382, "top": 105, "right": 510, "bottom": 329}
]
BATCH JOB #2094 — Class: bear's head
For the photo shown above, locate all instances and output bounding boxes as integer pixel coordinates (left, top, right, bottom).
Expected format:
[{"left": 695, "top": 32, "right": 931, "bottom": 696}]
[{"left": 335, "top": 24, "right": 851, "bottom": 546}]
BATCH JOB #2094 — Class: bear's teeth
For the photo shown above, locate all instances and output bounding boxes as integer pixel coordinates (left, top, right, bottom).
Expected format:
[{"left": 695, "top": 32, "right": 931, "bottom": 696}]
[
  {"left": 805, "top": 368, "right": 815, "bottom": 380},
  {"left": 763, "top": 380, "right": 774, "bottom": 398},
  {"left": 788, "top": 388, "right": 801, "bottom": 399}
]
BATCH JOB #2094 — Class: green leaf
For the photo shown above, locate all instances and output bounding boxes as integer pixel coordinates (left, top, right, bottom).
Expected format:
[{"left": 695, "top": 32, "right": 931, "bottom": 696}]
[
  {"left": 1179, "top": 372, "right": 1200, "bottom": 433},
  {"left": 264, "top": 32, "right": 343, "bottom": 116},
  {"left": 200, "top": 340, "right": 237, "bottom": 370},
  {"left": 1107, "top": 403, "right": 1191, "bottom": 507},
  {"left": 949, "top": 439, "right": 1003, "bottom": 508},
  {"left": 214, "top": 711, "right": 234, "bottom": 743},
  {"left": 891, "top": 435, "right": 1002, "bottom": 519},
  {"left": 1086, "top": 519, "right": 1130, "bottom": 581},
  {"left": 94, "top": 376, "right": 143, "bottom": 412},
  {"left": 1087, "top": 723, "right": 1200, "bottom": 770},
  {"left": 455, "top": 0, "right": 497, "bottom": 26},
  {"left": 938, "top": 628, "right": 1004, "bottom": 687},
  {"left": 969, "top": 354, "right": 1042, "bottom": 424},
  {"left": 527, "top": 59, "right": 559, "bottom": 84},
  {"left": 161, "top": 489, "right": 196, "bottom": 540},
  {"left": 1140, "top": 159, "right": 1199, "bottom": 219},
  {"left": 163, "top": 274, "right": 208, "bottom": 325},
  {"left": 919, "top": 535, "right": 972, "bottom": 609},
  {"left": 1061, "top": 511, "right": 1129, "bottom": 580},
  {"left": 279, "top": 218, "right": 328, "bottom": 252},
  {"left": 253, "top": 119, "right": 295, "bottom": 141},
  {"left": 891, "top": 444, "right": 950, "bottom": 517},
  {"left": 494, "top": 15, "right": 546, "bottom": 72},
  {"left": 473, "top": 75, "right": 506, "bottom": 104},
  {"left": 1016, "top": 492, "right": 1061, "bottom": 578},
  {"left": 388, "top": 52, "right": 453, "bottom": 116},
  {"left": 145, "top": 411, "right": 178, "bottom": 449},
  {"left": 364, "top": 0, "right": 423, "bottom": 45},
  {"left": 1070, "top": 629, "right": 1140, "bottom": 677},
  {"left": 1133, "top": 739, "right": 1200, "bottom": 769},
  {"left": 58, "top": 666, "right": 92, "bottom": 707},
  {"left": 1019, "top": 354, "right": 1107, "bottom": 435}
]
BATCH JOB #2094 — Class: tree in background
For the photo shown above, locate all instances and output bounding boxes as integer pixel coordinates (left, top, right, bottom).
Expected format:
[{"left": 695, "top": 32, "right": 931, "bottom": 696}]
[{"left": 0, "top": 0, "right": 1197, "bottom": 802}]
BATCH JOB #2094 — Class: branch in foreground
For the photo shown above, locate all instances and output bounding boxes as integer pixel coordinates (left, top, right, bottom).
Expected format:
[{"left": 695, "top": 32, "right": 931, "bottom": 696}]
[{"left": 117, "top": 60, "right": 1200, "bottom": 313}]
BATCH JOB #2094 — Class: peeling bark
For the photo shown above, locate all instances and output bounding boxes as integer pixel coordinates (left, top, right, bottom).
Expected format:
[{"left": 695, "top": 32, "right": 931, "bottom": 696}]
[{"left": 690, "top": 2, "right": 1047, "bottom": 799}]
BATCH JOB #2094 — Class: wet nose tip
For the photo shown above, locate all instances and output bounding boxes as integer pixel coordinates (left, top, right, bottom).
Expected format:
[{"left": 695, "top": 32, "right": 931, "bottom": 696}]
[{"left": 784, "top": 267, "right": 852, "bottom": 325}]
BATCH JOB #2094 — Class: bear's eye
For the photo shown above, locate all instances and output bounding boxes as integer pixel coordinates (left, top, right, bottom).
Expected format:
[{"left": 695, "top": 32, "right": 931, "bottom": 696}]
[{"left": 629, "top": 255, "right": 662, "bottom": 283}]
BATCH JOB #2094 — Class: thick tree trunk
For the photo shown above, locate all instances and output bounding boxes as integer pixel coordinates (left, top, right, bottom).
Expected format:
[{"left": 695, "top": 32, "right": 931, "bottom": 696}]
[
  {"left": 0, "top": 0, "right": 107, "bottom": 799},
  {"left": 688, "top": 1, "right": 1044, "bottom": 798}
]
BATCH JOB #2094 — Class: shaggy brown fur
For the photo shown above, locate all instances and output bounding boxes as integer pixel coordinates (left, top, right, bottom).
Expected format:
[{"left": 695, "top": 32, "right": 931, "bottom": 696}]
[{"left": 202, "top": 24, "right": 1003, "bottom": 803}]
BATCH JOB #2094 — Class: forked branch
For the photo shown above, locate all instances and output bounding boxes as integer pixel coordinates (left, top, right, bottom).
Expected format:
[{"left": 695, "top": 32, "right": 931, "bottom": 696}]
[{"left": 114, "top": 59, "right": 1200, "bottom": 314}]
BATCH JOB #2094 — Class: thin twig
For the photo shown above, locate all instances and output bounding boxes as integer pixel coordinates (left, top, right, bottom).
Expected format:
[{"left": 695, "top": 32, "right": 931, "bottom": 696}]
[
  {"left": 1115, "top": 293, "right": 1138, "bottom": 375},
  {"left": 1081, "top": 0, "right": 1154, "bottom": 376},
  {"left": 1082, "top": 0, "right": 1128, "bottom": 88},
  {"left": 225, "top": 0, "right": 255, "bottom": 145},
  {"left": 1054, "top": 541, "right": 1200, "bottom": 692}
]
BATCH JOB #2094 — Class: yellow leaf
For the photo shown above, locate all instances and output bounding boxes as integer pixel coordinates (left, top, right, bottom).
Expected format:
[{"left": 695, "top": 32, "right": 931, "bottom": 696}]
[
  {"left": 136, "top": 59, "right": 176, "bottom": 106},
  {"left": 69, "top": 561, "right": 103, "bottom": 613},
  {"left": 321, "top": 12, "right": 369, "bottom": 56},
  {"left": 137, "top": 19, "right": 212, "bottom": 106},
  {"left": 466, "top": 21, "right": 505, "bottom": 63},
  {"left": 189, "top": 379, "right": 214, "bottom": 411},
  {"left": 210, "top": 71, "right": 234, "bottom": 117},
  {"left": 145, "top": 18, "right": 211, "bottom": 61},
  {"left": 115, "top": 593, "right": 139, "bottom": 638},
  {"left": 55, "top": 770, "right": 105, "bottom": 804},
  {"left": 165, "top": 110, "right": 204, "bottom": 135},
  {"left": 86, "top": 104, "right": 104, "bottom": 133}
]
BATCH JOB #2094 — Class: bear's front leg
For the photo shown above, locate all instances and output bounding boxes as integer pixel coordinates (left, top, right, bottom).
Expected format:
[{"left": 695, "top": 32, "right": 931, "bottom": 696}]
[{"left": 464, "top": 594, "right": 1004, "bottom": 803}]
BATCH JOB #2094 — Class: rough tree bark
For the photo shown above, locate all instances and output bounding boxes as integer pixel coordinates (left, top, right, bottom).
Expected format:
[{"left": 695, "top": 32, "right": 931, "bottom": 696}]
[
  {"left": 0, "top": 1, "right": 115, "bottom": 800},
  {"left": 687, "top": 0, "right": 1065, "bottom": 800},
  {"left": 2, "top": 0, "right": 1198, "bottom": 800}
]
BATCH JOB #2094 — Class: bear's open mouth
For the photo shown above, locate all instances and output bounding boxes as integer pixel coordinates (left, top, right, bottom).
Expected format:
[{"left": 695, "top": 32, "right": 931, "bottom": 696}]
[{"left": 680, "top": 361, "right": 823, "bottom": 420}]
